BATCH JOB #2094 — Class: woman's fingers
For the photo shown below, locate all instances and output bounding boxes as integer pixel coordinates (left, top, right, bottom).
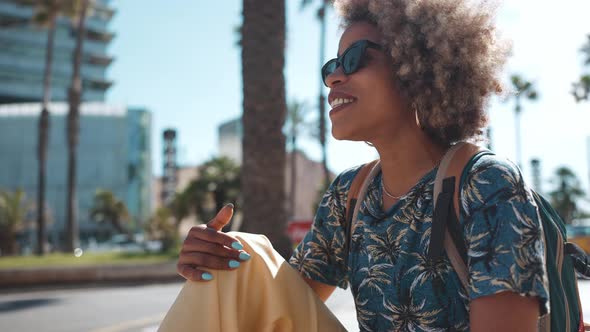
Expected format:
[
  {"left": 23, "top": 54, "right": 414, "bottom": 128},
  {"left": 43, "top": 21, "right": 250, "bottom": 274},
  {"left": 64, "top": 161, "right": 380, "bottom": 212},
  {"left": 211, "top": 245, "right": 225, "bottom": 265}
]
[
  {"left": 178, "top": 251, "right": 243, "bottom": 271},
  {"left": 207, "top": 204, "right": 234, "bottom": 231},
  {"left": 176, "top": 264, "right": 215, "bottom": 282},
  {"left": 186, "top": 224, "right": 244, "bottom": 251},
  {"left": 176, "top": 204, "right": 251, "bottom": 282},
  {"left": 181, "top": 237, "right": 251, "bottom": 261}
]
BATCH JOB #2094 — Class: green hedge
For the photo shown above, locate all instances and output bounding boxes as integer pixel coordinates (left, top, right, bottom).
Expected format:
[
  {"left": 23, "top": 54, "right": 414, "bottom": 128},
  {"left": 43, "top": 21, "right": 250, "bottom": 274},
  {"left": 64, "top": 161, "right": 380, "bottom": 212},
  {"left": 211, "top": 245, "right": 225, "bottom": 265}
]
[{"left": 0, "top": 251, "right": 178, "bottom": 269}]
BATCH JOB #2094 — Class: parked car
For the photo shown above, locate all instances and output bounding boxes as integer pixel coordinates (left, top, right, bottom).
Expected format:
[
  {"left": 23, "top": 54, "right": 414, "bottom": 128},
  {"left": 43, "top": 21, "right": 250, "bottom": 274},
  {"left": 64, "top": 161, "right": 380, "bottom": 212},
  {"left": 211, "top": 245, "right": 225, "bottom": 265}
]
[
  {"left": 104, "top": 234, "right": 144, "bottom": 253},
  {"left": 566, "top": 225, "right": 590, "bottom": 254},
  {"left": 87, "top": 234, "right": 162, "bottom": 254}
]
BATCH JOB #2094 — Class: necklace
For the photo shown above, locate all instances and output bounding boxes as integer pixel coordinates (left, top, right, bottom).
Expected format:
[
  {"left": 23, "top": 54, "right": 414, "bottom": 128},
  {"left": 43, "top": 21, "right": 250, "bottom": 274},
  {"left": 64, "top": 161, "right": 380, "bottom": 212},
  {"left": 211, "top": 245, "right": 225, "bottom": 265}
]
[
  {"left": 382, "top": 181, "right": 405, "bottom": 199},
  {"left": 381, "top": 155, "right": 445, "bottom": 200}
]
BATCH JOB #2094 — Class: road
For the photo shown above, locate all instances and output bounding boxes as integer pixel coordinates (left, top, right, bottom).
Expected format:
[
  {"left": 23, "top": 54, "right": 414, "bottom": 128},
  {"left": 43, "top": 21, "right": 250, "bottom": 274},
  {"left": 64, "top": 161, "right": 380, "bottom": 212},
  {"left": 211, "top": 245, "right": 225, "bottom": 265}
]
[{"left": 1, "top": 281, "right": 588, "bottom": 331}]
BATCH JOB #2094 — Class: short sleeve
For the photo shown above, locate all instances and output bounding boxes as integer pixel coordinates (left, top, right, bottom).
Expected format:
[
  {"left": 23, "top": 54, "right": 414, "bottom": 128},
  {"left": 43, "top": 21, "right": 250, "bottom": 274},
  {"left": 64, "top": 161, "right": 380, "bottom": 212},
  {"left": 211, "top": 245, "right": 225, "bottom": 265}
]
[
  {"left": 460, "top": 155, "right": 550, "bottom": 314},
  {"left": 288, "top": 166, "right": 361, "bottom": 289}
]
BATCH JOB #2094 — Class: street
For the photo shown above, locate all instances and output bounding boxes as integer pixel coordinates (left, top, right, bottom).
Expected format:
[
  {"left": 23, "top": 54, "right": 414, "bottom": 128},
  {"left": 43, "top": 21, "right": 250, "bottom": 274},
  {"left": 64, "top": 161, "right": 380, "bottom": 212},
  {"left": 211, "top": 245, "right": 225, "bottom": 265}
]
[
  {"left": 0, "top": 280, "right": 588, "bottom": 332},
  {"left": 0, "top": 282, "right": 357, "bottom": 332}
]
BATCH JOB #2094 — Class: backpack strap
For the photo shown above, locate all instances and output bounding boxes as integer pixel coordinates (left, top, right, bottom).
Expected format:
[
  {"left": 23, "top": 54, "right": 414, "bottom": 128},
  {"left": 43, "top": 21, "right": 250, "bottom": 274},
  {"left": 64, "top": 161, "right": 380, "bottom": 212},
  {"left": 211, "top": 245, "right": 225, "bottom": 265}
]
[
  {"left": 345, "top": 160, "right": 380, "bottom": 225},
  {"left": 430, "top": 142, "right": 488, "bottom": 291},
  {"left": 344, "top": 160, "right": 380, "bottom": 263}
]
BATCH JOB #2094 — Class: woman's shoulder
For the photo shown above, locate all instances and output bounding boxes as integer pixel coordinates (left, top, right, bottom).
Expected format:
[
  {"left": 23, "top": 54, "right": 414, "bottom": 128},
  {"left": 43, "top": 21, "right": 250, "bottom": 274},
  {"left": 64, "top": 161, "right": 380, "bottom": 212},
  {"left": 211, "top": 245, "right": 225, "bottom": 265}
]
[
  {"left": 465, "top": 153, "right": 522, "bottom": 182},
  {"left": 460, "top": 153, "right": 532, "bottom": 211}
]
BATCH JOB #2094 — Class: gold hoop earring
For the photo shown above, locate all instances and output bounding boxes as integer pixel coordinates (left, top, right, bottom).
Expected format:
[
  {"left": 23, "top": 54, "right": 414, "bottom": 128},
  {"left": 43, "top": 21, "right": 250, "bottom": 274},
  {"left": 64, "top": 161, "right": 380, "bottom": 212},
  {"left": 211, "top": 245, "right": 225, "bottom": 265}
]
[{"left": 413, "top": 104, "right": 426, "bottom": 130}]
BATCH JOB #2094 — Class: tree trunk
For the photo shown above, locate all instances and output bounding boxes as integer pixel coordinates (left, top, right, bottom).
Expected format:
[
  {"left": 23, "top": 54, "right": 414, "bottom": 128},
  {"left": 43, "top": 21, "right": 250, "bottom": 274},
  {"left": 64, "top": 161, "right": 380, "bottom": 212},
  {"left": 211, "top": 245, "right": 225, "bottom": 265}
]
[
  {"left": 240, "top": 0, "right": 292, "bottom": 259},
  {"left": 515, "top": 99, "right": 522, "bottom": 170},
  {"left": 290, "top": 137, "right": 296, "bottom": 219},
  {"left": 36, "top": 13, "right": 57, "bottom": 256},
  {"left": 65, "top": 0, "right": 89, "bottom": 252},
  {"left": 318, "top": 3, "right": 330, "bottom": 187},
  {"left": 0, "top": 228, "right": 17, "bottom": 256}
]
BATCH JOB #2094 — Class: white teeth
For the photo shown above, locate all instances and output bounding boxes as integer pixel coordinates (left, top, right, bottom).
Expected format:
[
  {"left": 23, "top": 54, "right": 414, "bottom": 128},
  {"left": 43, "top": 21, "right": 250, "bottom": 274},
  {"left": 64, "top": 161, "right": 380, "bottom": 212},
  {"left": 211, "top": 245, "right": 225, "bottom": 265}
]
[{"left": 330, "top": 98, "right": 355, "bottom": 108}]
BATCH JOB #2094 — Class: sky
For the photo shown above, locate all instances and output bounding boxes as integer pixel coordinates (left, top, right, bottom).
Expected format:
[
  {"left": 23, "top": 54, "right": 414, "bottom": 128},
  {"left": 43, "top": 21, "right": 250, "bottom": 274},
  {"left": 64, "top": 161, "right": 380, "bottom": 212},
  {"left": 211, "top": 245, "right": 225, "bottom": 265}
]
[{"left": 107, "top": 0, "right": 590, "bottom": 195}]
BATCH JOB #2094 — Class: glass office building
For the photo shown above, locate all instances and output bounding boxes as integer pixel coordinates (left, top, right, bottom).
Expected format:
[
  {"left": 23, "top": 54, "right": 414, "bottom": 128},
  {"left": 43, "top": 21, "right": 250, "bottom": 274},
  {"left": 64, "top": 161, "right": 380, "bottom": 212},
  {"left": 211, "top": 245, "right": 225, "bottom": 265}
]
[
  {"left": 0, "top": 0, "right": 114, "bottom": 103},
  {"left": 0, "top": 102, "right": 151, "bottom": 249}
]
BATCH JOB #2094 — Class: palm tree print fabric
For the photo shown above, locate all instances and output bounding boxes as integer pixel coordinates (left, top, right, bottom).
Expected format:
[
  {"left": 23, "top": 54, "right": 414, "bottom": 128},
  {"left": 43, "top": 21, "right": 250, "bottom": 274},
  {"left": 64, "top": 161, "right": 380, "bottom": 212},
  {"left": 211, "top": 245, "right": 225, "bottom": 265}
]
[{"left": 289, "top": 154, "right": 549, "bottom": 331}]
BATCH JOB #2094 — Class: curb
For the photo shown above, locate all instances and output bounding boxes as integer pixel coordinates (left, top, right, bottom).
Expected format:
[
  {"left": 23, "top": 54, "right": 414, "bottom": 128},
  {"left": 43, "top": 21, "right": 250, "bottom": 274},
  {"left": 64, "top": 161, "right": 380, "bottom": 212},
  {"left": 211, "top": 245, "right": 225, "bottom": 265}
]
[{"left": 0, "top": 262, "right": 183, "bottom": 289}]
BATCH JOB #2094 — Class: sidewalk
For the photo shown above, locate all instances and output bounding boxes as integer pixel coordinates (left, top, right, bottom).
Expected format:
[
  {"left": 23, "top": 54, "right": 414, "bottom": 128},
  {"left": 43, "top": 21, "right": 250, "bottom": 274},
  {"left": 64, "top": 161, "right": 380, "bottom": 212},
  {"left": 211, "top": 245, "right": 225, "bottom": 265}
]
[{"left": 325, "top": 287, "right": 358, "bottom": 331}]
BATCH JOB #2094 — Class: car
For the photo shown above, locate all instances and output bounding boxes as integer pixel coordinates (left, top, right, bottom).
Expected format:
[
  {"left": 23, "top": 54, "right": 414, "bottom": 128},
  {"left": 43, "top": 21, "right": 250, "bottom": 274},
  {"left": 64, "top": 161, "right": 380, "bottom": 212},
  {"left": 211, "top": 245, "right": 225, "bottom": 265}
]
[
  {"left": 566, "top": 225, "right": 590, "bottom": 254},
  {"left": 105, "top": 234, "right": 145, "bottom": 253},
  {"left": 85, "top": 234, "right": 163, "bottom": 254}
]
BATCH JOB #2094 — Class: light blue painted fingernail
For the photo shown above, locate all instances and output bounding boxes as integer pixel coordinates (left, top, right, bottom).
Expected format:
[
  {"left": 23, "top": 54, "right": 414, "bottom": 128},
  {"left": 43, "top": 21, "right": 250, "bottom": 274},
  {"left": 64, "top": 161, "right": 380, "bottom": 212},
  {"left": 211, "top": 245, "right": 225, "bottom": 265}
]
[
  {"left": 202, "top": 272, "right": 213, "bottom": 281},
  {"left": 229, "top": 260, "right": 240, "bottom": 268},
  {"left": 239, "top": 252, "right": 251, "bottom": 261},
  {"left": 231, "top": 242, "right": 243, "bottom": 250}
]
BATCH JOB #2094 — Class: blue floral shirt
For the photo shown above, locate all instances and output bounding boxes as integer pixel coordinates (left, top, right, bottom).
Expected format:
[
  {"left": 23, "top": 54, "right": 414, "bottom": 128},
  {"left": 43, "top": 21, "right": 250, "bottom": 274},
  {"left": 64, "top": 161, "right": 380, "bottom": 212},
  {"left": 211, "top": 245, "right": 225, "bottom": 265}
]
[{"left": 289, "top": 154, "right": 549, "bottom": 331}]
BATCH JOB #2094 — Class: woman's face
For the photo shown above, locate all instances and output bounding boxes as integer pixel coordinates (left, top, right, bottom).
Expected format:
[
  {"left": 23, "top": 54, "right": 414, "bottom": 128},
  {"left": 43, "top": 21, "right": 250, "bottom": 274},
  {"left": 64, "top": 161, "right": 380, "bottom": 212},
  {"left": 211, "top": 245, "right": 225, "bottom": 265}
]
[{"left": 326, "top": 22, "right": 411, "bottom": 143}]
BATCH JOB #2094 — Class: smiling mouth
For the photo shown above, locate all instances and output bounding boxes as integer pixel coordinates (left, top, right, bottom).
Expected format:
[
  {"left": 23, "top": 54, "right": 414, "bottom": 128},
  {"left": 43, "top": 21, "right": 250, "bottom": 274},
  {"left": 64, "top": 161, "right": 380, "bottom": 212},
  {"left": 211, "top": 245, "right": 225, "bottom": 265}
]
[
  {"left": 330, "top": 98, "right": 354, "bottom": 108},
  {"left": 329, "top": 97, "right": 356, "bottom": 111}
]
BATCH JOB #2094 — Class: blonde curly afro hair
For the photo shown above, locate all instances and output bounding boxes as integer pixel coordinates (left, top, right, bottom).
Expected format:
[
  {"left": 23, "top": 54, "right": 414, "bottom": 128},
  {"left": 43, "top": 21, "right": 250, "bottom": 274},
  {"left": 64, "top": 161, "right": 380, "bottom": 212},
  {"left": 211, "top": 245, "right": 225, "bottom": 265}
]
[{"left": 334, "top": 0, "right": 509, "bottom": 145}]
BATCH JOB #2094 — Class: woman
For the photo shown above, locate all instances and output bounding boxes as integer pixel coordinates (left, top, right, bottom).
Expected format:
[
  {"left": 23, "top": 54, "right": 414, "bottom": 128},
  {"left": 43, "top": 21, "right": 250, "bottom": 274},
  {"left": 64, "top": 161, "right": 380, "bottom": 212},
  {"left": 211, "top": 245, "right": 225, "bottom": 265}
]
[{"left": 174, "top": 0, "right": 549, "bottom": 331}]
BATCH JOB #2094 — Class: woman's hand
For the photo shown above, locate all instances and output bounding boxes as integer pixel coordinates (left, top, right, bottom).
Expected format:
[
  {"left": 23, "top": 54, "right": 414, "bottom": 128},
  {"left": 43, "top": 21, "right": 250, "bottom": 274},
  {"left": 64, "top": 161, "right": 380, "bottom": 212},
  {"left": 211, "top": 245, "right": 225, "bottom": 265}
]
[{"left": 176, "top": 204, "right": 251, "bottom": 281}]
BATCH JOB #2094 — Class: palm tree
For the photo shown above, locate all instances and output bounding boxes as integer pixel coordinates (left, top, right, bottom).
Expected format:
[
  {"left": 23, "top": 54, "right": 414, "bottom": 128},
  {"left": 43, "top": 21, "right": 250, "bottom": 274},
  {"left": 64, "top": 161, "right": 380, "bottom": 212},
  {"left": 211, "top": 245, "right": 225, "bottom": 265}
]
[
  {"left": 89, "top": 190, "right": 131, "bottom": 238},
  {"left": 285, "top": 100, "right": 312, "bottom": 218},
  {"left": 507, "top": 74, "right": 539, "bottom": 169},
  {"left": 145, "top": 207, "right": 177, "bottom": 253},
  {"left": 572, "top": 75, "right": 590, "bottom": 102},
  {"left": 29, "top": 0, "right": 59, "bottom": 256},
  {"left": 65, "top": 0, "right": 90, "bottom": 252},
  {"left": 183, "top": 157, "right": 240, "bottom": 231},
  {"left": 168, "top": 190, "right": 191, "bottom": 228},
  {"left": 14, "top": 0, "right": 76, "bottom": 255},
  {"left": 549, "top": 167, "right": 587, "bottom": 224},
  {"left": 572, "top": 34, "right": 590, "bottom": 102},
  {"left": 0, "top": 189, "right": 30, "bottom": 256},
  {"left": 301, "top": 0, "right": 333, "bottom": 187},
  {"left": 240, "top": 0, "right": 292, "bottom": 258}
]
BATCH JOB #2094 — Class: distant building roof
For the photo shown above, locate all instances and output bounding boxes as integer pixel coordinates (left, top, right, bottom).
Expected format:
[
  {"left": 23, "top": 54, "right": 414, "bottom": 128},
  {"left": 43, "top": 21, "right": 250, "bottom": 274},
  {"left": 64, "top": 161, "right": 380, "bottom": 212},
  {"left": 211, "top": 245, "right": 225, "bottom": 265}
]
[
  {"left": 0, "top": 102, "right": 127, "bottom": 117},
  {"left": 218, "top": 118, "right": 242, "bottom": 135}
]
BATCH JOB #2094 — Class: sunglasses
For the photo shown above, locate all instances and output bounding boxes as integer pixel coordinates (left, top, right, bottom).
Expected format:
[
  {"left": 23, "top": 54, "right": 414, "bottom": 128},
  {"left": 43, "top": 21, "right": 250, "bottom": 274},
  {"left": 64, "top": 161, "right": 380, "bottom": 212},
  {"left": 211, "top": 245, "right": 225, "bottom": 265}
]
[{"left": 321, "top": 39, "right": 383, "bottom": 87}]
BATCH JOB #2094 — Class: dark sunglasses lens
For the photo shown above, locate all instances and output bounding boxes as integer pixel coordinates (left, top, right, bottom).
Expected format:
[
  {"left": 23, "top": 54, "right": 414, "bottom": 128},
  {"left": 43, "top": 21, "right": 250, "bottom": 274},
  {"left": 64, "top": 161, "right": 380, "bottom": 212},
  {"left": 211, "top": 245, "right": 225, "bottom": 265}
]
[
  {"left": 322, "top": 59, "right": 338, "bottom": 82},
  {"left": 342, "top": 44, "right": 363, "bottom": 74}
]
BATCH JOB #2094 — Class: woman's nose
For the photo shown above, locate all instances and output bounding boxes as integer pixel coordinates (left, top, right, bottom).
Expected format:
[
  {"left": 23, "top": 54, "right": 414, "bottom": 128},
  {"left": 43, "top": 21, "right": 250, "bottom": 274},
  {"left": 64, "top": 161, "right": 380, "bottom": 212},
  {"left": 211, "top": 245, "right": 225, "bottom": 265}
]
[{"left": 325, "top": 65, "right": 347, "bottom": 88}]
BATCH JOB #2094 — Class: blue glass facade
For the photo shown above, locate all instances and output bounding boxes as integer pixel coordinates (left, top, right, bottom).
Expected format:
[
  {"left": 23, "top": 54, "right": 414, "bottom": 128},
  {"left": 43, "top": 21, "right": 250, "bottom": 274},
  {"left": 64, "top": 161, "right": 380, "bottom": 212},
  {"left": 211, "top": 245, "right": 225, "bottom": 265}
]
[
  {"left": 0, "top": 102, "right": 151, "bottom": 248},
  {"left": 0, "top": 0, "right": 114, "bottom": 103}
]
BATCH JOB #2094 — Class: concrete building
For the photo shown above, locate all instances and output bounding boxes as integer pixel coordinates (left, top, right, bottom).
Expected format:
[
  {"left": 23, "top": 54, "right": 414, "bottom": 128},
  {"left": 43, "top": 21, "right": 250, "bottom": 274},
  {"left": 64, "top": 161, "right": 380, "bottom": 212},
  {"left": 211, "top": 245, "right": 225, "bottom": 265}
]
[
  {"left": 218, "top": 118, "right": 241, "bottom": 164},
  {"left": 0, "top": 102, "right": 151, "bottom": 248},
  {"left": 284, "top": 150, "right": 331, "bottom": 220},
  {"left": 0, "top": 0, "right": 115, "bottom": 103},
  {"left": 152, "top": 165, "right": 199, "bottom": 212},
  {"left": 161, "top": 129, "right": 178, "bottom": 206}
]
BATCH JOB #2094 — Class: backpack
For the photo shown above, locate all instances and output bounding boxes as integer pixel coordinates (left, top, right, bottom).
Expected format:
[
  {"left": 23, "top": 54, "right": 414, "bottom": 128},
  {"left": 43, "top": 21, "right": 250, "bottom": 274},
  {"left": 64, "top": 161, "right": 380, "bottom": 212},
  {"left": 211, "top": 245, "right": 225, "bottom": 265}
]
[{"left": 344, "top": 142, "right": 590, "bottom": 332}]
